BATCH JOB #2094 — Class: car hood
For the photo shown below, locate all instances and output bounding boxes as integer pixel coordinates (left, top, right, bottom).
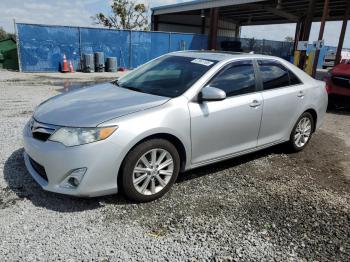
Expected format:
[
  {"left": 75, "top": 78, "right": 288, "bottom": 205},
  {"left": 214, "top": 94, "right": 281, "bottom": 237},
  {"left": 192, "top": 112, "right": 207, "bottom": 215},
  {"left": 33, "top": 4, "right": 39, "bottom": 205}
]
[
  {"left": 332, "top": 63, "right": 350, "bottom": 76},
  {"left": 34, "top": 83, "right": 170, "bottom": 127}
]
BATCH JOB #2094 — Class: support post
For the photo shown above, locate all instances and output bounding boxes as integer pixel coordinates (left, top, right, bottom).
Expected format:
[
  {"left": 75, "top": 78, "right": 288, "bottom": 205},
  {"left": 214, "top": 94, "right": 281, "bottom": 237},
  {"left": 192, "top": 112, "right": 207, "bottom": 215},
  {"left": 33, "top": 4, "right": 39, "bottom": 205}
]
[
  {"left": 235, "top": 24, "right": 240, "bottom": 39},
  {"left": 334, "top": 1, "right": 350, "bottom": 65},
  {"left": 312, "top": 0, "right": 329, "bottom": 77},
  {"left": 201, "top": 11, "right": 206, "bottom": 35},
  {"left": 208, "top": 8, "right": 219, "bottom": 50},
  {"left": 152, "top": 14, "right": 159, "bottom": 31},
  {"left": 293, "top": 20, "right": 301, "bottom": 52},
  {"left": 298, "top": 0, "right": 315, "bottom": 69},
  {"left": 14, "top": 18, "right": 22, "bottom": 72}
]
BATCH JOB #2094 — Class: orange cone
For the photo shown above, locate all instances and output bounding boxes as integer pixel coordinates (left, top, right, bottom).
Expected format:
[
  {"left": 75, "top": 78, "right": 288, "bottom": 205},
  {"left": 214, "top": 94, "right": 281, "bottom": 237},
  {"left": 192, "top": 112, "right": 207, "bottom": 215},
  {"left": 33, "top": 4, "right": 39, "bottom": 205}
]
[
  {"left": 69, "top": 61, "right": 74, "bottom": 73},
  {"left": 61, "top": 54, "right": 69, "bottom": 73}
]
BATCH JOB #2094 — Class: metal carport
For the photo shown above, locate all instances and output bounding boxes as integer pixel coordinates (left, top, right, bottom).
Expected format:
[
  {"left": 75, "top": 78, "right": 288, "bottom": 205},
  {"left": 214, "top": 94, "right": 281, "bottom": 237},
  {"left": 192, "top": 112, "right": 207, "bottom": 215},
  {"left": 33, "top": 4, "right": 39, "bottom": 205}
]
[{"left": 152, "top": 0, "right": 350, "bottom": 75}]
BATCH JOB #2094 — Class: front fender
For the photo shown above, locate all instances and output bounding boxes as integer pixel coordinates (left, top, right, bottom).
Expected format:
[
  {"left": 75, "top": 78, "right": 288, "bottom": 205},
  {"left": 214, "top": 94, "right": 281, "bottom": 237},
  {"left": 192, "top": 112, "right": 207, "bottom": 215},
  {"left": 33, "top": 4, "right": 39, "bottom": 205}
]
[{"left": 102, "top": 96, "right": 192, "bottom": 172}]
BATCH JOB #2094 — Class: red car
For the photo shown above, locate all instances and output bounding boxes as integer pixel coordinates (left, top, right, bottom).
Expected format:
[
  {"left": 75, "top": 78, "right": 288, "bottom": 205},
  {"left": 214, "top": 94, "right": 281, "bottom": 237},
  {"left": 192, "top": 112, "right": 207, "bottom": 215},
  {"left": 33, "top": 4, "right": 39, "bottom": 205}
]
[{"left": 325, "top": 61, "right": 350, "bottom": 107}]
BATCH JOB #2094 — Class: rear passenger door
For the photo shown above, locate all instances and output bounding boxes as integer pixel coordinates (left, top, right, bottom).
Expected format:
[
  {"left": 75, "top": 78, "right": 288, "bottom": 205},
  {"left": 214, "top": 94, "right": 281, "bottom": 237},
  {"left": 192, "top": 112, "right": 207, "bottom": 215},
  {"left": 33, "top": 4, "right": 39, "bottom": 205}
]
[{"left": 256, "top": 59, "right": 305, "bottom": 146}]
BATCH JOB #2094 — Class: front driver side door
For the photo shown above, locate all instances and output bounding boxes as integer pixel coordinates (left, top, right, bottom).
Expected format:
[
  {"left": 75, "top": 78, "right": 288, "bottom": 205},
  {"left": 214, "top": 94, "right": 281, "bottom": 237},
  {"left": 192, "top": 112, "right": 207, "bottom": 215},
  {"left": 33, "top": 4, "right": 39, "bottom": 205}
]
[{"left": 188, "top": 60, "right": 263, "bottom": 165}]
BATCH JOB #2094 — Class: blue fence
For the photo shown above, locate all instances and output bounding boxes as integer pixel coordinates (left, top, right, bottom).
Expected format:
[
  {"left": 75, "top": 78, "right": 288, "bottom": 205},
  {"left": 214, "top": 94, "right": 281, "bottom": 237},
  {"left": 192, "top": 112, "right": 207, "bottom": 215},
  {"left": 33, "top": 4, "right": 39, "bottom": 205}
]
[
  {"left": 217, "top": 36, "right": 294, "bottom": 61},
  {"left": 17, "top": 23, "right": 306, "bottom": 72},
  {"left": 16, "top": 23, "right": 208, "bottom": 72}
]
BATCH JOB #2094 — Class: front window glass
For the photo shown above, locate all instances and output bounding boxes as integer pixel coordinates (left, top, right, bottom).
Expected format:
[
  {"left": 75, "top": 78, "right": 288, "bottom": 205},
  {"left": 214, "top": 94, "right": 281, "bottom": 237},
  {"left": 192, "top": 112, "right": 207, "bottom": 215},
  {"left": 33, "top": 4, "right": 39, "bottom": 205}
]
[
  {"left": 208, "top": 60, "right": 256, "bottom": 97},
  {"left": 116, "top": 55, "right": 217, "bottom": 98}
]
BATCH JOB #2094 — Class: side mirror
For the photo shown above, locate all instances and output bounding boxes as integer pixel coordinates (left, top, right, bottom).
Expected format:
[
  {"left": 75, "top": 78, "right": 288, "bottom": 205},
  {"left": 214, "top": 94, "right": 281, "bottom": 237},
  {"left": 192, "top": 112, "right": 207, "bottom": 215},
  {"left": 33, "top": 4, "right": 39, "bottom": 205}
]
[{"left": 199, "top": 86, "right": 226, "bottom": 102}]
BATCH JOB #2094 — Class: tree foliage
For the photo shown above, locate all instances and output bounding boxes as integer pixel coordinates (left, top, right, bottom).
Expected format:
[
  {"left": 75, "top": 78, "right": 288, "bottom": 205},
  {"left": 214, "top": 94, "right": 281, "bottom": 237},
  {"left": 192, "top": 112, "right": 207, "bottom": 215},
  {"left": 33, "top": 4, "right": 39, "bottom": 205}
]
[
  {"left": 0, "top": 27, "right": 14, "bottom": 41},
  {"left": 285, "top": 36, "right": 294, "bottom": 42},
  {"left": 0, "top": 27, "right": 8, "bottom": 40},
  {"left": 92, "top": 0, "right": 148, "bottom": 30}
]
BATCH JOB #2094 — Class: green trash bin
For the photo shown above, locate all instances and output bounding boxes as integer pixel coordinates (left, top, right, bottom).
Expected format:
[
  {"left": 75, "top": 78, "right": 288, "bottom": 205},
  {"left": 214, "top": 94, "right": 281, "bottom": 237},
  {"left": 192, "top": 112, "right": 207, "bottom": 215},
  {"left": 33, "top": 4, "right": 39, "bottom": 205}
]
[{"left": 0, "top": 53, "right": 4, "bottom": 69}]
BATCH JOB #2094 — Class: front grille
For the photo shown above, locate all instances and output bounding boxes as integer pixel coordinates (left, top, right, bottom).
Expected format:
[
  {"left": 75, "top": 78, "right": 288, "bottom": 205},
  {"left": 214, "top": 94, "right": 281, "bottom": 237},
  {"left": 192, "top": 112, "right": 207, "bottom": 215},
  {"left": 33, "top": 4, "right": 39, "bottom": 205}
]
[
  {"left": 29, "top": 156, "right": 48, "bottom": 182},
  {"left": 29, "top": 119, "right": 57, "bottom": 142},
  {"left": 332, "top": 76, "right": 350, "bottom": 88}
]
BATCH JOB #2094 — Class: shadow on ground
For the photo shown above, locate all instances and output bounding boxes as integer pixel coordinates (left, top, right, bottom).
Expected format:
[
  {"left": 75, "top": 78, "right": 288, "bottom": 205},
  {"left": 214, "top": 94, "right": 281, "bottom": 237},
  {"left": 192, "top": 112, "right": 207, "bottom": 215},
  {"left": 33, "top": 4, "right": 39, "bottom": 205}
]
[
  {"left": 2, "top": 143, "right": 285, "bottom": 213},
  {"left": 2, "top": 129, "right": 349, "bottom": 213},
  {"left": 2, "top": 148, "right": 129, "bottom": 212}
]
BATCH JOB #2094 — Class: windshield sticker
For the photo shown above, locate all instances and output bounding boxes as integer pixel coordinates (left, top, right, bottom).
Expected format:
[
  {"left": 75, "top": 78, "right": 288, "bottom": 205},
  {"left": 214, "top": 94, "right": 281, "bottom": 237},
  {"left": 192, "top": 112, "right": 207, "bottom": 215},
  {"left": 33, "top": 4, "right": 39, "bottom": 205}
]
[{"left": 191, "top": 59, "right": 214, "bottom": 66}]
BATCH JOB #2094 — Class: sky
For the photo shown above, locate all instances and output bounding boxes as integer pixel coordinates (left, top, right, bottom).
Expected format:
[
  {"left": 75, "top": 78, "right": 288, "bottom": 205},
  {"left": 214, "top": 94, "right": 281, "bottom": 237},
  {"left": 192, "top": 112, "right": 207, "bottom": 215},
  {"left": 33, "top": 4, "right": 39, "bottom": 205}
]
[{"left": 0, "top": 0, "right": 349, "bottom": 48}]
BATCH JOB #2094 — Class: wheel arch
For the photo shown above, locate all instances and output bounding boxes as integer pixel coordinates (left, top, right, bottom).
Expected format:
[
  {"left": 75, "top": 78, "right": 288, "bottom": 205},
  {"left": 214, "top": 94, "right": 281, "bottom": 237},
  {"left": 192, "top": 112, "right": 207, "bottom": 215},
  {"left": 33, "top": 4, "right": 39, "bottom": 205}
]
[
  {"left": 304, "top": 108, "right": 317, "bottom": 132},
  {"left": 135, "top": 133, "right": 187, "bottom": 172},
  {"left": 118, "top": 132, "right": 188, "bottom": 183}
]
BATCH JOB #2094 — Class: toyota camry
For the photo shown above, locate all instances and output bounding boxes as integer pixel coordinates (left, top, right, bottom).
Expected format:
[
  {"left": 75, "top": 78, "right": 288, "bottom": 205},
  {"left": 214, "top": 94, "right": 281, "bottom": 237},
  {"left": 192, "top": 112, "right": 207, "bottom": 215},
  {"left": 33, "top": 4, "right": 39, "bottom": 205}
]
[{"left": 23, "top": 51, "right": 328, "bottom": 202}]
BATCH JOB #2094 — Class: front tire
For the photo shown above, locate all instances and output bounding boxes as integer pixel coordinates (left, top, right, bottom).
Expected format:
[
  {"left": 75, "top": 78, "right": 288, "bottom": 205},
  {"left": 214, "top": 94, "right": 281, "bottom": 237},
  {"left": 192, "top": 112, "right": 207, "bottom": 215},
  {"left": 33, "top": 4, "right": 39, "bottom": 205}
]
[
  {"left": 120, "top": 139, "right": 180, "bottom": 202},
  {"left": 288, "top": 112, "right": 314, "bottom": 152}
]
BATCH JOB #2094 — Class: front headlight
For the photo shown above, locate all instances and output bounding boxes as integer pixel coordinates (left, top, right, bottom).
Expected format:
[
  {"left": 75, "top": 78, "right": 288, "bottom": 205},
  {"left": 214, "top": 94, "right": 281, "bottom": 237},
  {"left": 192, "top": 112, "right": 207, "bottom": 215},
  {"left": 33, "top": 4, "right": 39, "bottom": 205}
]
[{"left": 49, "top": 126, "right": 118, "bottom": 147}]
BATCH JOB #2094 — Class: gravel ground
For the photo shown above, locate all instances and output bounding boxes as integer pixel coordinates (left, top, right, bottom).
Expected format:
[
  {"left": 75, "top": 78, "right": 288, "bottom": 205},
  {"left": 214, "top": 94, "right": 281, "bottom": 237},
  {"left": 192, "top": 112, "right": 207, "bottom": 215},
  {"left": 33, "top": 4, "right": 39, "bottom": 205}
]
[{"left": 0, "top": 72, "right": 349, "bottom": 261}]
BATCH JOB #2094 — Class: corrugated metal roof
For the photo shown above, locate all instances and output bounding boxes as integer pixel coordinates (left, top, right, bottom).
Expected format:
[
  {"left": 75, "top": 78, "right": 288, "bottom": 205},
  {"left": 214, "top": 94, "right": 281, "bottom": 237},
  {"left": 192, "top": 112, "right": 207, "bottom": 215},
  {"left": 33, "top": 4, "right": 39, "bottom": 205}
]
[
  {"left": 153, "top": 0, "right": 349, "bottom": 25},
  {"left": 152, "top": 0, "right": 265, "bottom": 15}
]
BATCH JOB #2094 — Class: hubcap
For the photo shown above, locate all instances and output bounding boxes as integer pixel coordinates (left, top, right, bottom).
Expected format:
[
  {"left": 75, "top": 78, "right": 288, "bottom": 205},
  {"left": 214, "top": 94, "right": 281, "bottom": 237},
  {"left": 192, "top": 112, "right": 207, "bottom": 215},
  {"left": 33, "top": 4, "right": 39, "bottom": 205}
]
[
  {"left": 132, "top": 149, "right": 174, "bottom": 196},
  {"left": 294, "top": 117, "right": 312, "bottom": 148}
]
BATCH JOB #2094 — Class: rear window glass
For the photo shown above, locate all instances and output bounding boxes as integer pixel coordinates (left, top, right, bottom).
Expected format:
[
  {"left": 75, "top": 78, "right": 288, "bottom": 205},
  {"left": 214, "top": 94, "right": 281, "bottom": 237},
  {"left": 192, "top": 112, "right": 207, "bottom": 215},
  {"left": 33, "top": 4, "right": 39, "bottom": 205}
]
[
  {"left": 258, "top": 60, "right": 290, "bottom": 90},
  {"left": 288, "top": 69, "right": 302, "bottom": 85}
]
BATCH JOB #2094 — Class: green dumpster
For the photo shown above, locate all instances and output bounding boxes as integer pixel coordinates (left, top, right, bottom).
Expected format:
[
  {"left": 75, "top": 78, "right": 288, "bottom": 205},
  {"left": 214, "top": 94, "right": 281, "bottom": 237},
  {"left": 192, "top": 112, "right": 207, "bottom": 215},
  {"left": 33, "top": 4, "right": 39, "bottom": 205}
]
[{"left": 0, "top": 37, "right": 19, "bottom": 70}]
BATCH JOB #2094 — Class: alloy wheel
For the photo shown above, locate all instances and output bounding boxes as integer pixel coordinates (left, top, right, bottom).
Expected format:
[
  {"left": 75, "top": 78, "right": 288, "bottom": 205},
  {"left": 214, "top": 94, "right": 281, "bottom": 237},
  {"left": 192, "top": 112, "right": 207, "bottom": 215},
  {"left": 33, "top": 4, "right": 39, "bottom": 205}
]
[
  {"left": 132, "top": 148, "right": 174, "bottom": 196},
  {"left": 294, "top": 117, "right": 312, "bottom": 148}
]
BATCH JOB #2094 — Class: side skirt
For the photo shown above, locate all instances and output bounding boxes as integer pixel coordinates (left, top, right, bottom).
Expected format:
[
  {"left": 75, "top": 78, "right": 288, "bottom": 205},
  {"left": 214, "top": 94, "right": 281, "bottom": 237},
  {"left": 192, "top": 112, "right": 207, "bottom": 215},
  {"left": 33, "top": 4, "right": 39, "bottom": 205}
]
[{"left": 187, "top": 139, "right": 287, "bottom": 170}]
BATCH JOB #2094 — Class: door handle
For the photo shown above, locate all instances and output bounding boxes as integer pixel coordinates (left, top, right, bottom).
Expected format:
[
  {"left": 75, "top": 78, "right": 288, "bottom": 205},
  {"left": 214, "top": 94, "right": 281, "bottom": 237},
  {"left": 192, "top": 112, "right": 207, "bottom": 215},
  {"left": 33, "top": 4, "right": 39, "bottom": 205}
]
[
  {"left": 250, "top": 100, "right": 261, "bottom": 108},
  {"left": 297, "top": 91, "right": 305, "bottom": 98}
]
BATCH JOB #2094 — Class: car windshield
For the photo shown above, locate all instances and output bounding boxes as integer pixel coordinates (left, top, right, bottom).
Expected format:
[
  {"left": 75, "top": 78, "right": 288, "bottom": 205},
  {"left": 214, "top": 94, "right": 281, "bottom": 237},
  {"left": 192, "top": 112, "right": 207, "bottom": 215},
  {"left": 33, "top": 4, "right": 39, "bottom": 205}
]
[{"left": 115, "top": 55, "right": 217, "bottom": 98}]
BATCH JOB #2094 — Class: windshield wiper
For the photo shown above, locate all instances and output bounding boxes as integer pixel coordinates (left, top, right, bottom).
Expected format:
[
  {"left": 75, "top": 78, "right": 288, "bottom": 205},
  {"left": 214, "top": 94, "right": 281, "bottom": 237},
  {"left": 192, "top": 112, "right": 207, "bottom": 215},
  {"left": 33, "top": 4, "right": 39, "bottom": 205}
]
[
  {"left": 112, "top": 79, "right": 119, "bottom": 86},
  {"left": 120, "top": 85, "right": 144, "bottom": 93},
  {"left": 112, "top": 80, "right": 142, "bottom": 92}
]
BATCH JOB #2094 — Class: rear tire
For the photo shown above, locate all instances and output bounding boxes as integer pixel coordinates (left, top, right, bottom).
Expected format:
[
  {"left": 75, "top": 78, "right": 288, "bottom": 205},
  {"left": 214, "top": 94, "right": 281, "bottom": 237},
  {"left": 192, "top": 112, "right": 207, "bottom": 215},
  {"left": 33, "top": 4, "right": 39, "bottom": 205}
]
[
  {"left": 288, "top": 112, "right": 314, "bottom": 152},
  {"left": 120, "top": 139, "right": 180, "bottom": 202}
]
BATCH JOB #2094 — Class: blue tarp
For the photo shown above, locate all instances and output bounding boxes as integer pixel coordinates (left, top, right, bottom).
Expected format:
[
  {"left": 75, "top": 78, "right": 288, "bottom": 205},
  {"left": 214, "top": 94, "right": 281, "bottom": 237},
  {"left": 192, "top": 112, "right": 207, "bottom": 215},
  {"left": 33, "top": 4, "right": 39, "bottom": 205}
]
[
  {"left": 16, "top": 23, "right": 315, "bottom": 72},
  {"left": 17, "top": 24, "right": 80, "bottom": 71},
  {"left": 16, "top": 23, "right": 208, "bottom": 72},
  {"left": 80, "top": 28, "right": 131, "bottom": 68}
]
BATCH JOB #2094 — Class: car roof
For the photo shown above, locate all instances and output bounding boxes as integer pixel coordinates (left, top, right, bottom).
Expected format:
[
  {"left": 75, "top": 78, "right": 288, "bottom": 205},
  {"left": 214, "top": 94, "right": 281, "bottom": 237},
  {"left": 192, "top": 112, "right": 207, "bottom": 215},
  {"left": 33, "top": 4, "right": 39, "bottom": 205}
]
[
  {"left": 170, "top": 50, "right": 316, "bottom": 85},
  {"left": 170, "top": 50, "right": 276, "bottom": 62}
]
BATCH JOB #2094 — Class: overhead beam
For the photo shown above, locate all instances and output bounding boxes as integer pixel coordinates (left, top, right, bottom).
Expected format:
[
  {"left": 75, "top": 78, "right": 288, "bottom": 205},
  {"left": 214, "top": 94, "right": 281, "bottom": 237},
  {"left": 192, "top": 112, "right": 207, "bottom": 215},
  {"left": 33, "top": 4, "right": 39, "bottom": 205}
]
[
  {"left": 260, "top": 5, "right": 300, "bottom": 21},
  {"left": 234, "top": 15, "right": 345, "bottom": 25},
  {"left": 152, "top": 0, "right": 265, "bottom": 15},
  {"left": 241, "top": 3, "right": 300, "bottom": 21}
]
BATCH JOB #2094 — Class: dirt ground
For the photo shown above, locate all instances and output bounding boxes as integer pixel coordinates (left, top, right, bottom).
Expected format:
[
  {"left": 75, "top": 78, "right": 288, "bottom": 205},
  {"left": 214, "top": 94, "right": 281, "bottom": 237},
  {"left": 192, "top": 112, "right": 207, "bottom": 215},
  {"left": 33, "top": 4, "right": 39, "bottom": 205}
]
[{"left": 0, "top": 71, "right": 349, "bottom": 261}]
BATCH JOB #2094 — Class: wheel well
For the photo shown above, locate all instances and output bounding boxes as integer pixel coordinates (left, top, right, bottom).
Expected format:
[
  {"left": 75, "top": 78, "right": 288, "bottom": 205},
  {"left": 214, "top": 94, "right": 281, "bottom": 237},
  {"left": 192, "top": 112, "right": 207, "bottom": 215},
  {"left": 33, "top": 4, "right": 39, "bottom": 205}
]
[
  {"left": 305, "top": 109, "right": 317, "bottom": 132},
  {"left": 129, "top": 133, "right": 187, "bottom": 172}
]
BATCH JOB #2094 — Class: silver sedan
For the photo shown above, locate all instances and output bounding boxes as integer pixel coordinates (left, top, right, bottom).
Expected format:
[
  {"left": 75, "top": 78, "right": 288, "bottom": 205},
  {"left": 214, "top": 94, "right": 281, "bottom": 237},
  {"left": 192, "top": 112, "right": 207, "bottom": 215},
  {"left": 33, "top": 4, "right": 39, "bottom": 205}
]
[{"left": 23, "top": 51, "right": 328, "bottom": 202}]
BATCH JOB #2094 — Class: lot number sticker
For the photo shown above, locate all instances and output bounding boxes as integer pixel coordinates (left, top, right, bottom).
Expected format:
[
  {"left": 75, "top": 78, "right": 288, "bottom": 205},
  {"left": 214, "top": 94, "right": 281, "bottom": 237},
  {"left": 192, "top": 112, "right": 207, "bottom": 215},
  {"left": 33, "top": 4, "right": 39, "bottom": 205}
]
[{"left": 191, "top": 59, "right": 214, "bottom": 66}]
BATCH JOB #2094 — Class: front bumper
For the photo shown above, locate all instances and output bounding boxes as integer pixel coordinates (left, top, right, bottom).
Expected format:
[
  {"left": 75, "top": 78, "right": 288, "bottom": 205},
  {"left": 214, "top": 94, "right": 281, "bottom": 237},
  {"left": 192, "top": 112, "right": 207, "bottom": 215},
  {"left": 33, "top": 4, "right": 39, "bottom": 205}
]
[{"left": 23, "top": 122, "right": 122, "bottom": 197}]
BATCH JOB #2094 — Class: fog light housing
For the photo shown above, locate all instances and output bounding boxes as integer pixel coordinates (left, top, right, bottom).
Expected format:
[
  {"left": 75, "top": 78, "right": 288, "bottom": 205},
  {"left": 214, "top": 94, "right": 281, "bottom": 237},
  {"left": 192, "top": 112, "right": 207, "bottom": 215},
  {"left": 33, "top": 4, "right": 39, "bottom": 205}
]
[{"left": 60, "top": 168, "right": 87, "bottom": 189}]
